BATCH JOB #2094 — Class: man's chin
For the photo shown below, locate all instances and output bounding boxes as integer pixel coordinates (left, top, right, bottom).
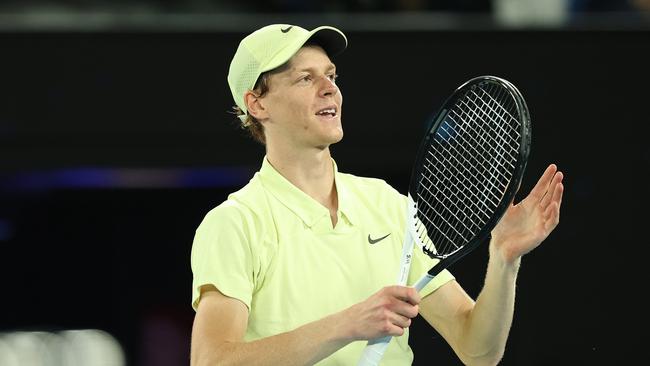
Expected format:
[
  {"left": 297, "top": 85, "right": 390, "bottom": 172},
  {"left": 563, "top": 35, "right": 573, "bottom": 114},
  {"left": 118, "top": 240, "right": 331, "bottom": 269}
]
[
  {"left": 314, "top": 133, "right": 343, "bottom": 151},
  {"left": 328, "top": 130, "right": 344, "bottom": 145}
]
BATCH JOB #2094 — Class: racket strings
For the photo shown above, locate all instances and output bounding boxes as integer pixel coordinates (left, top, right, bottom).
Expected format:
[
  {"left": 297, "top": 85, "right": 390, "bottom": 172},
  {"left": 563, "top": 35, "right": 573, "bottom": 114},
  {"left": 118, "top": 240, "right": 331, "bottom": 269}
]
[
  {"left": 421, "top": 157, "right": 492, "bottom": 222},
  {"left": 446, "top": 110, "right": 513, "bottom": 189},
  {"left": 422, "top": 151, "right": 494, "bottom": 224},
  {"left": 433, "top": 120, "right": 507, "bottom": 195},
  {"left": 458, "top": 89, "right": 518, "bottom": 172},
  {"left": 415, "top": 82, "right": 522, "bottom": 257},
  {"left": 466, "top": 88, "right": 521, "bottom": 165}
]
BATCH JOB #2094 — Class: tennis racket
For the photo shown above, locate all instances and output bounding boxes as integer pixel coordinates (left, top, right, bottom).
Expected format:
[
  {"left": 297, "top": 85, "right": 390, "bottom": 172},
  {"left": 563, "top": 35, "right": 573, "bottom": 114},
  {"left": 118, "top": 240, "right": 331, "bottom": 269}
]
[{"left": 357, "top": 75, "right": 532, "bottom": 365}]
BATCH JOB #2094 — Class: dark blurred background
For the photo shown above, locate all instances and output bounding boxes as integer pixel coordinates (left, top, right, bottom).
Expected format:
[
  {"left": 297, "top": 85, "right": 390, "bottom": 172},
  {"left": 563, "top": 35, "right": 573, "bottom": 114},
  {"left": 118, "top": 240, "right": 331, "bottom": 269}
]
[{"left": 1, "top": 0, "right": 649, "bottom": 365}]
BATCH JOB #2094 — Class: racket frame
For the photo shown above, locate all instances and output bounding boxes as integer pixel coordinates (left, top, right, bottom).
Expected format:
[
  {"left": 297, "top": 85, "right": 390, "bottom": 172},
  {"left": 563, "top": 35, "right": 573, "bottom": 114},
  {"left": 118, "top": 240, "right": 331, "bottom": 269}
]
[{"left": 407, "top": 75, "right": 532, "bottom": 277}]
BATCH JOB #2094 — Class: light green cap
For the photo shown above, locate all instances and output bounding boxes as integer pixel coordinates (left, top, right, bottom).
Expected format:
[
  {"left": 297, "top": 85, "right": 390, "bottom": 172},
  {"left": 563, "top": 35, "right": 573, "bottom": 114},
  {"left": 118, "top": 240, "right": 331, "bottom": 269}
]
[{"left": 227, "top": 24, "right": 348, "bottom": 122}]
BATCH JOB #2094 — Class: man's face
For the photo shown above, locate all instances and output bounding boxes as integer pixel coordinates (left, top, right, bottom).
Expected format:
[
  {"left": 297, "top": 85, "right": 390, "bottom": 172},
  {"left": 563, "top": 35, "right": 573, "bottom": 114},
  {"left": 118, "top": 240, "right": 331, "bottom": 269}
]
[{"left": 260, "top": 45, "right": 343, "bottom": 150}]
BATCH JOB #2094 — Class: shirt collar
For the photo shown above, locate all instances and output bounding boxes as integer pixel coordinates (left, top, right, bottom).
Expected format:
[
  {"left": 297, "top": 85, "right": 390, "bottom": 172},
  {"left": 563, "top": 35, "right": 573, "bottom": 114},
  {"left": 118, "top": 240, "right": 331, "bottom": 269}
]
[{"left": 258, "top": 156, "right": 357, "bottom": 228}]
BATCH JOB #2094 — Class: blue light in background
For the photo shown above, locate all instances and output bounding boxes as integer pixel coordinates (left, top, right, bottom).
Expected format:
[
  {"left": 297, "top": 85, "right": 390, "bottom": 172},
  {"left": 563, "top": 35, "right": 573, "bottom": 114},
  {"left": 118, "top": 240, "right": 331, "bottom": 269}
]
[
  {"left": 0, "top": 219, "right": 13, "bottom": 241},
  {"left": 0, "top": 167, "right": 255, "bottom": 191}
]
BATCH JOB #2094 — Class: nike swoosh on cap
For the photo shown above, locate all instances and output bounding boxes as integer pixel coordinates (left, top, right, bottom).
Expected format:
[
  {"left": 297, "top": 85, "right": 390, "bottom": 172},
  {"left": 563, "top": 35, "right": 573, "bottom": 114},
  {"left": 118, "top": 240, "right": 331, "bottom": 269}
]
[
  {"left": 368, "top": 233, "right": 390, "bottom": 244},
  {"left": 281, "top": 26, "right": 293, "bottom": 33}
]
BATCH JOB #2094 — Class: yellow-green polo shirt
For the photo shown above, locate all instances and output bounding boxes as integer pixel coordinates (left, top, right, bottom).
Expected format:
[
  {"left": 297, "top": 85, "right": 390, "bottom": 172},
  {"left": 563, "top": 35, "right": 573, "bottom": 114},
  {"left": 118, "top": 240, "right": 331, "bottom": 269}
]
[{"left": 191, "top": 157, "right": 455, "bottom": 365}]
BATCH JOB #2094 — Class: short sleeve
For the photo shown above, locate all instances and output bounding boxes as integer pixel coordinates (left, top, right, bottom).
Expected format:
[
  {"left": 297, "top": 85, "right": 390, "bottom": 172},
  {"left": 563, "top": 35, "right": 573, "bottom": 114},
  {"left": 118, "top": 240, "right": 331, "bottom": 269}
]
[
  {"left": 190, "top": 201, "right": 257, "bottom": 311},
  {"left": 407, "top": 247, "right": 455, "bottom": 298}
]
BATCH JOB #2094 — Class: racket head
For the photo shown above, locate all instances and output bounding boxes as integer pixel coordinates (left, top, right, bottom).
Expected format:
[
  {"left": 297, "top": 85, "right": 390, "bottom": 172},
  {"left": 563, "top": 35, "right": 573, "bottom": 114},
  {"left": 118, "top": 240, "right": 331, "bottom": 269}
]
[{"left": 407, "top": 75, "right": 531, "bottom": 261}]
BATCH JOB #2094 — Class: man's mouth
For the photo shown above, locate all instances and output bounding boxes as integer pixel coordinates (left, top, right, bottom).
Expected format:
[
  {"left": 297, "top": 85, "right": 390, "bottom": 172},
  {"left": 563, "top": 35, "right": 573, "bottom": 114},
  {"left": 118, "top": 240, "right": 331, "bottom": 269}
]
[{"left": 315, "top": 106, "right": 338, "bottom": 118}]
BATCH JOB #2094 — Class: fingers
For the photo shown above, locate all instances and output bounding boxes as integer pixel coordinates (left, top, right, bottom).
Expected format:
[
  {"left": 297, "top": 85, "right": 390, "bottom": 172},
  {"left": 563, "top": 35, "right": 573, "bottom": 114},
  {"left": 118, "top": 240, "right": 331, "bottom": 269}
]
[
  {"left": 543, "top": 182, "right": 563, "bottom": 227},
  {"left": 546, "top": 182, "right": 563, "bottom": 213},
  {"left": 388, "top": 312, "right": 413, "bottom": 329},
  {"left": 381, "top": 286, "right": 420, "bottom": 318},
  {"left": 388, "top": 285, "right": 421, "bottom": 306},
  {"left": 345, "top": 285, "right": 422, "bottom": 341},
  {"left": 375, "top": 286, "right": 420, "bottom": 335},
  {"left": 539, "top": 170, "right": 564, "bottom": 209},
  {"left": 528, "top": 164, "right": 557, "bottom": 202},
  {"left": 543, "top": 202, "right": 561, "bottom": 232}
]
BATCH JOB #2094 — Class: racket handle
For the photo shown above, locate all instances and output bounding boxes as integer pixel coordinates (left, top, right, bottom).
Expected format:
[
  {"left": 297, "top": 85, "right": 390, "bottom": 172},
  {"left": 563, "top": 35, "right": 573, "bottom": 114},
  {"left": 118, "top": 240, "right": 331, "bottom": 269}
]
[
  {"left": 356, "top": 274, "right": 435, "bottom": 365},
  {"left": 357, "top": 336, "right": 392, "bottom": 366},
  {"left": 356, "top": 274, "right": 436, "bottom": 365},
  {"left": 413, "top": 273, "right": 434, "bottom": 292}
]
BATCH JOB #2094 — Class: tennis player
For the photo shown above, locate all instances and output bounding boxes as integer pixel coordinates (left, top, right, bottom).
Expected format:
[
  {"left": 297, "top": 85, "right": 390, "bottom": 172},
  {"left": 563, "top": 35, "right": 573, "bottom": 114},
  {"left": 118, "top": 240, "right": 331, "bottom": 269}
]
[{"left": 190, "top": 24, "right": 564, "bottom": 366}]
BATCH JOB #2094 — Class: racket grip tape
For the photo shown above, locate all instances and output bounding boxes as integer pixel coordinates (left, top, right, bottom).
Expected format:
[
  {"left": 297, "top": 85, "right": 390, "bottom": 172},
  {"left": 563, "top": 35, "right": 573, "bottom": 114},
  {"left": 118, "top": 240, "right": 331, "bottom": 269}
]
[{"left": 357, "top": 336, "right": 392, "bottom": 366}]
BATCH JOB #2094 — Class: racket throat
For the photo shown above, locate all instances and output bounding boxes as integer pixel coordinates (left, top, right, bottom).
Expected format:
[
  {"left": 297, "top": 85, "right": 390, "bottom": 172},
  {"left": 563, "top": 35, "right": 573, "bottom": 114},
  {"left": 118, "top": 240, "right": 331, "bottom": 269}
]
[{"left": 413, "top": 256, "right": 456, "bottom": 292}]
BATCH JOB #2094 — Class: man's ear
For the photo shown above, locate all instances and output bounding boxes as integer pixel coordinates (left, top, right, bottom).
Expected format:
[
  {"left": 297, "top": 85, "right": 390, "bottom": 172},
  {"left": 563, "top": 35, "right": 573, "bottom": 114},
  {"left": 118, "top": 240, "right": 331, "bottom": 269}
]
[{"left": 244, "top": 91, "right": 268, "bottom": 120}]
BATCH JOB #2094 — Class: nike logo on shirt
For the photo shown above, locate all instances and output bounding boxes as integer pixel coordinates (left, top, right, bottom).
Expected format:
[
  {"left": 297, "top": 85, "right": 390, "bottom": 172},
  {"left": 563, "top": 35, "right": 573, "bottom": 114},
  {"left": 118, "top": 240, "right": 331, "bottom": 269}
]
[{"left": 368, "top": 233, "right": 390, "bottom": 244}]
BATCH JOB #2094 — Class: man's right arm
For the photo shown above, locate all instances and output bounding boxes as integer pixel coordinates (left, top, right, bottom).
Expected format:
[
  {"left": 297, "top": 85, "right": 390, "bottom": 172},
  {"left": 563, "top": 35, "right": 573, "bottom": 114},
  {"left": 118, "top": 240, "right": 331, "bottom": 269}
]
[{"left": 190, "top": 285, "right": 420, "bottom": 366}]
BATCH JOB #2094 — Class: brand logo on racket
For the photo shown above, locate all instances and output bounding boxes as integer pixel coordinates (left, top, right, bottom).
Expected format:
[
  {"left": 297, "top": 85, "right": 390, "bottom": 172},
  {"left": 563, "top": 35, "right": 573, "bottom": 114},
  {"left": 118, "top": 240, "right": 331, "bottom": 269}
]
[
  {"left": 368, "top": 233, "right": 390, "bottom": 244},
  {"left": 281, "top": 26, "right": 293, "bottom": 33}
]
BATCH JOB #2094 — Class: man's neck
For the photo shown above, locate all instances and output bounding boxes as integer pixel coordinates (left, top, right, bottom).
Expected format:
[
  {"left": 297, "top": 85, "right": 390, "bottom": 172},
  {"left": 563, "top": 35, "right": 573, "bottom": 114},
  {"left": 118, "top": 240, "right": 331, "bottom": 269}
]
[{"left": 266, "top": 148, "right": 337, "bottom": 210}]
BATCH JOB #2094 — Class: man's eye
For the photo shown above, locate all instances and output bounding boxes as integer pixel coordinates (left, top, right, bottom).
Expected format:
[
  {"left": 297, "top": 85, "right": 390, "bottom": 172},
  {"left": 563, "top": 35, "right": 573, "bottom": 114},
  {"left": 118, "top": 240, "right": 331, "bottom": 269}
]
[
  {"left": 328, "top": 74, "right": 339, "bottom": 82},
  {"left": 299, "top": 75, "right": 312, "bottom": 82}
]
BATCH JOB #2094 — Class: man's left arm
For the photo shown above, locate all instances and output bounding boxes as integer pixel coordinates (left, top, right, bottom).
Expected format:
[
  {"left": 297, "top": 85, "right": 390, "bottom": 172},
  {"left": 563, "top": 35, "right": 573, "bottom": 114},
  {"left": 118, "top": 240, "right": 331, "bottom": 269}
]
[{"left": 419, "top": 164, "right": 564, "bottom": 366}]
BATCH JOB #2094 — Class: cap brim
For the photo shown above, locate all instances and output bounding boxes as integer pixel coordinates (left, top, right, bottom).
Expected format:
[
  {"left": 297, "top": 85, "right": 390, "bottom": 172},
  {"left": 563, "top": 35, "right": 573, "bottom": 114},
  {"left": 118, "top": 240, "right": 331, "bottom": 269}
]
[
  {"left": 261, "top": 25, "right": 348, "bottom": 74},
  {"left": 308, "top": 26, "right": 348, "bottom": 58}
]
